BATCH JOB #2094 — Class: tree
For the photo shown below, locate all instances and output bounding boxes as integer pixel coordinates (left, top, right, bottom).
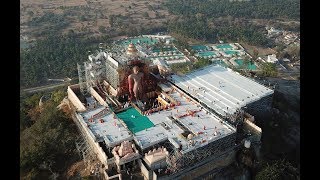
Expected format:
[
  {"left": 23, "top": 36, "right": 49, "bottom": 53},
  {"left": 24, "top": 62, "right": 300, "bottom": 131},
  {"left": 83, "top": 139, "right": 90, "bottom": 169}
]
[
  {"left": 79, "top": 15, "right": 86, "bottom": 21},
  {"left": 20, "top": 106, "right": 32, "bottom": 131},
  {"left": 24, "top": 93, "right": 43, "bottom": 107},
  {"left": 259, "top": 62, "right": 278, "bottom": 77},
  {"left": 20, "top": 34, "right": 95, "bottom": 88},
  {"left": 98, "top": 26, "right": 106, "bottom": 34},
  {"left": 20, "top": 100, "right": 77, "bottom": 179},
  {"left": 193, "top": 57, "right": 212, "bottom": 70},
  {"left": 147, "top": 5, "right": 153, "bottom": 11},
  {"left": 109, "top": 15, "right": 115, "bottom": 27},
  {"left": 27, "top": 105, "right": 41, "bottom": 122},
  {"left": 143, "top": 12, "right": 149, "bottom": 18},
  {"left": 51, "top": 90, "right": 66, "bottom": 104},
  {"left": 286, "top": 45, "right": 300, "bottom": 61},
  {"left": 165, "top": 0, "right": 300, "bottom": 20},
  {"left": 27, "top": 11, "right": 34, "bottom": 17},
  {"left": 68, "top": 29, "right": 75, "bottom": 35},
  {"left": 255, "top": 160, "right": 299, "bottom": 180}
]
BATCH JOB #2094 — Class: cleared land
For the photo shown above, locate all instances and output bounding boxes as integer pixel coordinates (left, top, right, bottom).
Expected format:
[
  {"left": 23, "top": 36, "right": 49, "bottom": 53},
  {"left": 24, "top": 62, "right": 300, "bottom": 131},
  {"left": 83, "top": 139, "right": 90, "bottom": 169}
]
[
  {"left": 20, "top": 0, "right": 173, "bottom": 40},
  {"left": 241, "top": 43, "right": 277, "bottom": 56}
]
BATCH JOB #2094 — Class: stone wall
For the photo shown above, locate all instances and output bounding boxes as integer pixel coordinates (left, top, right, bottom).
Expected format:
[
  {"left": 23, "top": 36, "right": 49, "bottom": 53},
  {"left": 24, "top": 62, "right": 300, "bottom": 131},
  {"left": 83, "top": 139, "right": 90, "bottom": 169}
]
[
  {"left": 67, "top": 86, "right": 86, "bottom": 112},
  {"left": 246, "top": 94, "right": 273, "bottom": 117}
]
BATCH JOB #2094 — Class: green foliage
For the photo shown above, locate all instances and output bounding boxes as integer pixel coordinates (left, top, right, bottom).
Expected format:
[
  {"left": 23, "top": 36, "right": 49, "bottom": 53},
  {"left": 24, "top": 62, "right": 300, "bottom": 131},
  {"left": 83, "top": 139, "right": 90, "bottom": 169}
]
[
  {"left": 171, "top": 57, "right": 212, "bottom": 74},
  {"left": 28, "top": 12, "right": 70, "bottom": 36},
  {"left": 24, "top": 93, "right": 43, "bottom": 108},
  {"left": 165, "top": 0, "right": 297, "bottom": 46},
  {"left": 23, "top": 168, "right": 40, "bottom": 180},
  {"left": 20, "top": 100, "right": 77, "bottom": 178},
  {"left": 255, "top": 160, "right": 299, "bottom": 180},
  {"left": 164, "top": 0, "right": 300, "bottom": 20},
  {"left": 168, "top": 17, "right": 270, "bottom": 46},
  {"left": 168, "top": 16, "right": 213, "bottom": 41},
  {"left": 109, "top": 15, "right": 115, "bottom": 27},
  {"left": 99, "top": 26, "right": 106, "bottom": 33},
  {"left": 143, "top": 12, "right": 149, "bottom": 18},
  {"left": 173, "top": 39, "right": 189, "bottom": 51},
  {"left": 29, "top": 12, "right": 66, "bottom": 26},
  {"left": 286, "top": 44, "right": 300, "bottom": 61},
  {"left": 79, "top": 15, "right": 87, "bottom": 21},
  {"left": 193, "top": 57, "right": 213, "bottom": 69},
  {"left": 27, "top": 11, "right": 34, "bottom": 17},
  {"left": 20, "top": 107, "right": 32, "bottom": 131},
  {"left": 109, "top": 14, "right": 128, "bottom": 28},
  {"left": 147, "top": 5, "right": 153, "bottom": 11},
  {"left": 259, "top": 62, "right": 278, "bottom": 77},
  {"left": 20, "top": 34, "right": 99, "bottom": 88},
  {"left": 82, "top": 176, "right": 96, "bottom": 180},
  {"left": 170, "top": 62, "right": 192, "bottom": 74},
  {"left": 51, "top": 90, "right": 66, "bottom": 104},
  {"left": 20, "top": 93, "right": 43, "bottom": 130}
]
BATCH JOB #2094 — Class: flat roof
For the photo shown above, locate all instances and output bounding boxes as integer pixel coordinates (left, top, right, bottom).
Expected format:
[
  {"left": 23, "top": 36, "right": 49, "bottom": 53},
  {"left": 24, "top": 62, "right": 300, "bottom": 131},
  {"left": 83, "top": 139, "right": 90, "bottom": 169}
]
[
  {"left": 79, "top": 106, "right": 133, "bottom": 147},
  {"left": 76, "top": 87, "right": 236, "bottom": 153},
  {"left": 132, "top": 89, "right": 236, "bottom": 153},
  {"left": 171, "top": 65, "right": 274, "bottom": 116}
]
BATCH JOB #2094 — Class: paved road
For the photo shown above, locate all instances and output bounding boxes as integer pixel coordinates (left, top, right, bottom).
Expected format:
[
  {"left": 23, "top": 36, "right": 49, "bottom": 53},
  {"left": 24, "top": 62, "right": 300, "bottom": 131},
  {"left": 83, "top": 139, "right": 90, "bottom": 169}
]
[{"left": 21, "top": 82, "right": 70, "bottom": 94}]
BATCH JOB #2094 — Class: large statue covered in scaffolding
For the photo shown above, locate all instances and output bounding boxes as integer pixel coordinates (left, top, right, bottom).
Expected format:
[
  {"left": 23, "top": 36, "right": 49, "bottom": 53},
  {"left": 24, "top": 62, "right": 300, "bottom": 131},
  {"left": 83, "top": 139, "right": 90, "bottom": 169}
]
[{"left": 128, "top": 66, "right": 144, "bottom": 101}]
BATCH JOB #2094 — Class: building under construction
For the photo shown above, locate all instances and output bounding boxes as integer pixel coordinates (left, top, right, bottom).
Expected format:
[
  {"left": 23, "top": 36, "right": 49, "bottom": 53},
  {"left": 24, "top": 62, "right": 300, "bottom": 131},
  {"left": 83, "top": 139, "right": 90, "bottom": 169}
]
[{"left": 67, "top": 35, "right": 273, "bottom": 179}]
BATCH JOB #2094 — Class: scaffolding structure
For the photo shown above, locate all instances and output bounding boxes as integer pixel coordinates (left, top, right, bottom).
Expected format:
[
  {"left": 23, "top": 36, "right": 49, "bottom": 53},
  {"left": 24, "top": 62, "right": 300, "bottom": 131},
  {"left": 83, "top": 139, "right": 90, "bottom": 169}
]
[
  {"left": 78, "top": 51, "right": 106, "bottom": 96},
  {"left": 75, "top": 137, "right": 103, "bottom": 179},
  {"left": 75, "top": 137, "right": 97, "bottom": 166},
  {"left": 78, "top": 63, "right": 88, "bottom": 95},
  {"left": 166, "top": 133, "right": 237, "bottom": 173}
]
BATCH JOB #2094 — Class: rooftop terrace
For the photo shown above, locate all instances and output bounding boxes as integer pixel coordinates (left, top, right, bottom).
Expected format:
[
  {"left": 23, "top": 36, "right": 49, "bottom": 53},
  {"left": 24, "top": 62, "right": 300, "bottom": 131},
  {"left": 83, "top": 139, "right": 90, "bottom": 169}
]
[
  {"left": 78, "top": 106, "right": 133, "bottom": 147},
  {"left": 171, "top": 65, "right": 273, "bottom": 116},
  {"left": 132, "top": 88, "right": 236, "bottom": 153},
  {"left": 75, "top": 85, "right": 236, "bottom": 154}
]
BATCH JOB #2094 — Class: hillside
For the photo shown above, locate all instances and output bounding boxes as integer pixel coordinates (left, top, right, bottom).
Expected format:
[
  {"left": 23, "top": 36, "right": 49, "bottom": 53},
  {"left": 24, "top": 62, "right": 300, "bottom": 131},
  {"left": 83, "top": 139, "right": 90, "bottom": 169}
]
[{"left": 20, "top": 0, "right": 172, "bottom": 41}]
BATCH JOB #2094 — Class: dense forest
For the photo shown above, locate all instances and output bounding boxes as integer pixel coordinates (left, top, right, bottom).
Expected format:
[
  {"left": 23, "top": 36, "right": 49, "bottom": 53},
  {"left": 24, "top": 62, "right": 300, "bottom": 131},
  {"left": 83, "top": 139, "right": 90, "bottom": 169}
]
[
  {"left": 20, "top": 89, "right": 79, "bottom": 179},
  {"left": 168, "top": 16, "right": 270, "bottom": 46},
  {"left": 165, "top": 0, "right": 299, "bottom": 46},
  {"left": 164, "top": 0, "right": 300, "bottom": 20},
  {"left": 29, "top": 12, "right": 70, "bottom": 34},
  {"left": 20, "top": 33, "right": 107, "bottom": 88}
]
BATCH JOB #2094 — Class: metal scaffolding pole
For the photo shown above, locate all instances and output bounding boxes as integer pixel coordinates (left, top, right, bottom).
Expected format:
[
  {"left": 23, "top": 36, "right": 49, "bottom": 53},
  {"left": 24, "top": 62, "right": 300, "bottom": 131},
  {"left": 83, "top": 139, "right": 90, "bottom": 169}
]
[{"left": 77, "top": 63, "right": 88, "bottom": 95}]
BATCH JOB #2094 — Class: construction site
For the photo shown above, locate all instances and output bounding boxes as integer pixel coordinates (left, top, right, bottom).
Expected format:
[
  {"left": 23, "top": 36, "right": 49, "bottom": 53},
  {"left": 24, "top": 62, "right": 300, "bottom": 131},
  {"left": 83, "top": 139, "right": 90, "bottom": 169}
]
[{"left": 67, "top": 35, "right": 273, "bottom": 179}]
